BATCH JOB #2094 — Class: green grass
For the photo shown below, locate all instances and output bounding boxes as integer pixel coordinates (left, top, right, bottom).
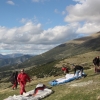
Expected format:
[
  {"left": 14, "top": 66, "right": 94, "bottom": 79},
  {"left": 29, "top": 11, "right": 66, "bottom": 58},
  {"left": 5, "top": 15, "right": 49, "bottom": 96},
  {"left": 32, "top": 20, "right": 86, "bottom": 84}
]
[
  {"left": 1, "top": 51, "right": 100, "bottom": 100},
  {"left": 1, "top": 68, "right": 100, "bottom": 100},
  {"left": 44, "top": 69, "right": 100, "bottom": 100}
]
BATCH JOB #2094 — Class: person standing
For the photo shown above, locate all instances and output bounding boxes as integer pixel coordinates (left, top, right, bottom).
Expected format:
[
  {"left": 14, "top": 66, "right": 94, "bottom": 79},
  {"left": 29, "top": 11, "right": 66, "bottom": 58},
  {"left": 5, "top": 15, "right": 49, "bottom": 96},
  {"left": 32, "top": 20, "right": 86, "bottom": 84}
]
[
  {"left": 93, "top": 57, "right": 97, "bottom": 72},
  {"left": 93, "top": 56, "right": 100, "bottom": 73},
  {"left": 10, "top": 72, "right": 16, "bottom": 90},
  {"left": 14, "top": 71, "right": 18, "bottom": 89},
  {"left": 17, "top": 69, "right": 30, "bottom": 95}
]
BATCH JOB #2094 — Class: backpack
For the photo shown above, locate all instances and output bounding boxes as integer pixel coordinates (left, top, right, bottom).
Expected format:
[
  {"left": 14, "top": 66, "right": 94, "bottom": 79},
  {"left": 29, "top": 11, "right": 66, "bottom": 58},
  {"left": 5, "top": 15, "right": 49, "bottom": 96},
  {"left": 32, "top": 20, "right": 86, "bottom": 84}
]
[
  {"left": 93, "top": 58, "right": 97, "bottom": 65},
  {"left": 10, "top": 72, "right": 16, "bottom": 84}
]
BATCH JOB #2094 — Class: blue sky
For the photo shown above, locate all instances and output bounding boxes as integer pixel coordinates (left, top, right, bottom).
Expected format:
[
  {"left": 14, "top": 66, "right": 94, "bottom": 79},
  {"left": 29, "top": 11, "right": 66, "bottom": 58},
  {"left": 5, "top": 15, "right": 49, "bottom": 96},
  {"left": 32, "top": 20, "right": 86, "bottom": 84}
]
[
  {"left": 0, "top": 0, "right": 74, "bottom": 29},
  {"left": 0, "top": 0, "right": 100, "bottom": 55}
]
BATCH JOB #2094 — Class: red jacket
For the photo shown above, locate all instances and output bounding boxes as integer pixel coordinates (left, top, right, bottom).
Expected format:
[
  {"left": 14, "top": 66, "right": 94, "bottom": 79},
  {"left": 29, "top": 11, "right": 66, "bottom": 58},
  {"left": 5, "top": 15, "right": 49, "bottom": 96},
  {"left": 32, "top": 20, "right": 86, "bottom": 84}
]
[
  {"left": 17, "top": 73, "right": 30, "bottom": 84},
  {"left": 62, "top": 67, "right": 67, "bottom": 71},
  {"left": 62, "top": 67, "right": 69, "bottom": 73}
]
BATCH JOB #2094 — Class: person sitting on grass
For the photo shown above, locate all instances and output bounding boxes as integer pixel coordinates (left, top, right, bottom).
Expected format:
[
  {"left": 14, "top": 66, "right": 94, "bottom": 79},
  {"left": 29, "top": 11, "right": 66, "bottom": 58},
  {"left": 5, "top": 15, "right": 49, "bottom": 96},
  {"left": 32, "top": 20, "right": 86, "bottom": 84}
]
[{"left": 61, "top": 64, "right": 69, "bottom": 75}]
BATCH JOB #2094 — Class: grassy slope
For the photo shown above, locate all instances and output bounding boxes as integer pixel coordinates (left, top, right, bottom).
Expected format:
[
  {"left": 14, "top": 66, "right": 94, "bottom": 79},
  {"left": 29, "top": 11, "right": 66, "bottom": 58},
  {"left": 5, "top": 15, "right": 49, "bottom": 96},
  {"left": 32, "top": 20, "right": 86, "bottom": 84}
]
[
  {"left": 0, "top": 51, "right": 100, "bottom": 100},
  {"left": 55, "top": 51, "right": 100, "bottom": 67},
  {"left": 1, "top": 68, "right": 100, "bottom": 100}
]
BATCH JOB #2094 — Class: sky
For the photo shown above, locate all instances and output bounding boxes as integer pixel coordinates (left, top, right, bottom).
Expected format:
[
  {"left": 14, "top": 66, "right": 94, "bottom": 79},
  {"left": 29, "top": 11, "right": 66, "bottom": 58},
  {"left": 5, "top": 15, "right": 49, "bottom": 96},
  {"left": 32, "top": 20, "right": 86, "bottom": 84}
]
[{"left": 0, "top": 0, "right": 100, "bottom": 55}]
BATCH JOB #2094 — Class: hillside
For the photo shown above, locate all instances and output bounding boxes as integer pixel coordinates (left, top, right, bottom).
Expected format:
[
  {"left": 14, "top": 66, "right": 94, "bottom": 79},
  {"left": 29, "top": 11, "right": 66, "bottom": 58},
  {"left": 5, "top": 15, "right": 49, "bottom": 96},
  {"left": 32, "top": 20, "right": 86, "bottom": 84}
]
[
  {"left": 0, "top": 55, "right": 33, "bottom": 67},
  {"left": 0, "top": 51, "right": 100, "bottom": 100},
  {"left": 0, "top": 32, "right": 100, "bottom": 79},
  {"left": 18, "top": 32, "right": 100, "bottom": 67}
]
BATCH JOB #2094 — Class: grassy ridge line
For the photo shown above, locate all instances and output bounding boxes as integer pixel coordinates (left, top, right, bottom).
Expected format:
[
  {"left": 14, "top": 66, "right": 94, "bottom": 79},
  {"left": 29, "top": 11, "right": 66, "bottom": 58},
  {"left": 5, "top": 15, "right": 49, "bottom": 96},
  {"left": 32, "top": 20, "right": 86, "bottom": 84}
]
[{"left": 55, "top": 51, "right": 100, "bottom": 68}]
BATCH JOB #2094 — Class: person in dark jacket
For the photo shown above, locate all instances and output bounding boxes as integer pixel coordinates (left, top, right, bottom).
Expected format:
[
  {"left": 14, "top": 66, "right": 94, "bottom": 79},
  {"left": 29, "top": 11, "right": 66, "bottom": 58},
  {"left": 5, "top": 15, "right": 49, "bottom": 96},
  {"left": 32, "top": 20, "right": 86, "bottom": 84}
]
[
  {"left": 14, "top": 71, "right": 18, "bottom": 89},
  {"left": 93, "top": 56, "right": 100, "bottom": 72},
  {"left": 10, "top": 72, "right": 15, "bottom": 84},
  {"left": 73, "top": 65, "right": 86, "bottom": 79},
  {"left": 10, "top": 71, "right": 18, "bottom": 90}
]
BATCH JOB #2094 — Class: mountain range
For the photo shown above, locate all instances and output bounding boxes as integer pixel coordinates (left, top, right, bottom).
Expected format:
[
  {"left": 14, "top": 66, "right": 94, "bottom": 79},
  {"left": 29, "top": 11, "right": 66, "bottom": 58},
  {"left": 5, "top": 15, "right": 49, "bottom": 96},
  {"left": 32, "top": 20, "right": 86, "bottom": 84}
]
[
  {"left": 0, "top": 54, "right": 35, "bottom": 67},
  {"left": 0, "top": 53, "right": 24, "bottom": 59},
  {"left": 0, "top": 32, "right": 100, "bottom": 74},
  {"left": 17, "top": 32, "right": 100, "bottom": 67}
]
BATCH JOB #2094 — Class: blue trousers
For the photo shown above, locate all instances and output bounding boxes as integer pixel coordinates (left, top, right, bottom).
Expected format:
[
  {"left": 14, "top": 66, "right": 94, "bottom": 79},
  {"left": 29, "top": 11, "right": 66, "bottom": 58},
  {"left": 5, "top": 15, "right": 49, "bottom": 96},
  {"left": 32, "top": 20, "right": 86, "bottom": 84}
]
[{"left": 75, "top": 70, "right": 82, "bottom": 78}]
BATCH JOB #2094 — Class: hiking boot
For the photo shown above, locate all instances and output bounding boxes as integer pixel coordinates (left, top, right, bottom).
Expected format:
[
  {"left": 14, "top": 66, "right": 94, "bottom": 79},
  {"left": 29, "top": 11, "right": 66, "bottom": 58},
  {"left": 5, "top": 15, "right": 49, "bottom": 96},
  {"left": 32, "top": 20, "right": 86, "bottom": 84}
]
[
  {"left": 76, "top": 77, "right": 79, "bottom": 80},
  {"left": 84, "top": 74, "right": 87, "bottom": 78}
]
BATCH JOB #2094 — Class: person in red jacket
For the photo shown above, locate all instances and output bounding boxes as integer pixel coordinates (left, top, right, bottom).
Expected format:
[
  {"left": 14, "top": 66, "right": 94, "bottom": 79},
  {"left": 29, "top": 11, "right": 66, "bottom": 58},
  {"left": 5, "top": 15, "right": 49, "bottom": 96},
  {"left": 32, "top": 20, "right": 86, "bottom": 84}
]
[
  {"left": 61, "top": 64, "right": 69, "bottom": 74},
  {"left": 17, "top": 69, "right": 30, "bottom": 95}
]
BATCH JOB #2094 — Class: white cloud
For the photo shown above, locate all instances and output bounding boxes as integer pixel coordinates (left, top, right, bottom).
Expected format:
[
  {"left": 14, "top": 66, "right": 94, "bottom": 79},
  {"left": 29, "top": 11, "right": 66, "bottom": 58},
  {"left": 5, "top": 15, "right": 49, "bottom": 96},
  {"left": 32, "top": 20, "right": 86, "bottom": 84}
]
[
  {"left": 2, "top": 0, "right": 100, "bottom": 55},
  {"left": 63, "top": 0, "right": 100, "bottom": 35},
  {"left": 6, "top": 0, "right": 15, "bottom": 5},
  {"left": 65, "top": 0, "right": 100, "bottom": 22},
  {"left": 0, "top": 20, "right": 79, "bottom": 54},
  {"left": 76, "top": 22, "right": 100, "bottom": 34}
]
